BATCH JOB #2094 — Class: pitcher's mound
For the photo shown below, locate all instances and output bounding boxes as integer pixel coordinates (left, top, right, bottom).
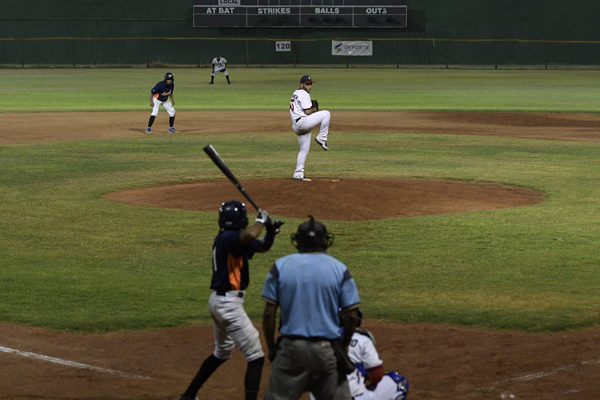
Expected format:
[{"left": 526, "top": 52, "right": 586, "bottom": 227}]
[{"left": 105, "top": 178, "right": 543, "bottom": 220}]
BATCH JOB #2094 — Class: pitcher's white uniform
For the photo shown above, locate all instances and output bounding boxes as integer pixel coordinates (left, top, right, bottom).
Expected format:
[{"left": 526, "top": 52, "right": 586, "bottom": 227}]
[{"left": 290, "top": 86, "right": 330, "bottom": 180}]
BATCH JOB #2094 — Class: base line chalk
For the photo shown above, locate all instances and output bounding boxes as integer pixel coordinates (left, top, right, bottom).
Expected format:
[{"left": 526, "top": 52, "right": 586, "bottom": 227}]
[
  {"left": 477, "top": 358, "right": 600, "bottom": 398},
  {"left": 0, "top": 345, "right": 151, "bottom": 380}
]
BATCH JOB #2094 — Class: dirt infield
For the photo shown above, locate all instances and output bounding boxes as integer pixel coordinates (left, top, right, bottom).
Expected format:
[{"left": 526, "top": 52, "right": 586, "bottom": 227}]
[
  {"left": 2, "top": 110, "right": 600, "bottom": 144},
  {"left": 2, "top": 321, "right": 600, "bottom": 400},
  {"left": 104, "top": 178, "right": 543, "bottom": 221},
  {"left": 2, "top": 111, "right": 600, "bottom": 400}
]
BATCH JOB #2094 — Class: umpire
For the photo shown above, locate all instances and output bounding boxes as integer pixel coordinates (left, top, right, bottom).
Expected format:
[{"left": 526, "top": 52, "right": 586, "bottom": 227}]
[{"left": 261, "top": 216, "right": 361, "bottom": 400}]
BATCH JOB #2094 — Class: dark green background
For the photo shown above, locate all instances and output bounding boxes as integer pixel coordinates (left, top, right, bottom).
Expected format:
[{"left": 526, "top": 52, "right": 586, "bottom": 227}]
[{"left": 1, "top": 1, "right": 599, "bottom": 66}]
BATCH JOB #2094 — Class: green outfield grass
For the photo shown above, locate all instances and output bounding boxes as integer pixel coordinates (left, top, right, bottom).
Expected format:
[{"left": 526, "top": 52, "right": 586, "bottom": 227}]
[
  {"left": 3, "top": 67, "right": 600, "bottom": 112},
  {"left": 1, "top": 68, "right": 600, "bottom": 333}
]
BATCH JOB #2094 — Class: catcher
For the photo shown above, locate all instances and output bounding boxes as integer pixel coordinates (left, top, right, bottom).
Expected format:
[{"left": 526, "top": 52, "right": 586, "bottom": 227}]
[
  {"left": 309, "top": 310, "right": 410, "bottom": 400},
  {"left": 289, "top": 74, "right": 331, "bottom": 181},
  {"left": 210, "top": 55, "right": 231, "bottom": 84}
]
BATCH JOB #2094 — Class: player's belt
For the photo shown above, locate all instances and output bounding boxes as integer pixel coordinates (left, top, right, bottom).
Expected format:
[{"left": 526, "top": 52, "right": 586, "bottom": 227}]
[
  {"left": 282, "top": 335, "right": 329, "bottom": 342},
  {"left": 295, "top": 117, "right": 302, "bottom": 123},
  {"left": 216, "top": 290, "right": 244, "bottom": 298}
]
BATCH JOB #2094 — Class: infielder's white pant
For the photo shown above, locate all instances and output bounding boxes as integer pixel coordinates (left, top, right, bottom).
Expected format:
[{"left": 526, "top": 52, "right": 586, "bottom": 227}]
[
  {"left": 292, "top": 110, "right": 330, "bottom": 179},
  {"left": 211, "top": 69, "right": 229, "bottom": 77},
  {"left": 208, "top": 291, "right": 264, "bottom": 362},
  {"left": 151, "top": 98, "right": 176, "bottom": 117},
  {"left": 309, "top": 375, "right": 402, "bottom": 400}
]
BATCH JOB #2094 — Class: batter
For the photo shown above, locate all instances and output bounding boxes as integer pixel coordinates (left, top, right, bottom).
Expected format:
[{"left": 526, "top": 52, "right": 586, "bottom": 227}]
[{"left": 178, "top": 201, "right": 282, "bottom": 400}]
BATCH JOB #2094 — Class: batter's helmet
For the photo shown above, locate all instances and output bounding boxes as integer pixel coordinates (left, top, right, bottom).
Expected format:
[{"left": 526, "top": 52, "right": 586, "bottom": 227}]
[
  {"left": 219, "top": 200, "right": 248, "bottom": 230},
  {"left": 164, "top": 72, "right": 174, "bottom": 81},
  {"left": 291, "top": 215, "right": 334, "bottom": 252}
]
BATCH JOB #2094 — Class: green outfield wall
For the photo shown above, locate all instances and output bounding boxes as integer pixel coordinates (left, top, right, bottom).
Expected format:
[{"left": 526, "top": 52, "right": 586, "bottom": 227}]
[{"left": 1, "top": 0, "right": 599, "bottom": 67}]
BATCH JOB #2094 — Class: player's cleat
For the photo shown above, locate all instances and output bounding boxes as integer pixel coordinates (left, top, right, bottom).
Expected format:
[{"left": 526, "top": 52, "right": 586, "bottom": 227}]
[
  {"left": 168, "top": 127, "right": 178, "bottom": 133},
  {"left": 209, "top": 82, "right": 214, "bottom": 85},
  {"left": 315, "top": 137, "right": 329, "bottom": 151},
  {"left": 145, "top": 127, "right": 152, "bottom": 134},
  {"left": 293, "top": 176, "right": 312, "bottom": 182}
]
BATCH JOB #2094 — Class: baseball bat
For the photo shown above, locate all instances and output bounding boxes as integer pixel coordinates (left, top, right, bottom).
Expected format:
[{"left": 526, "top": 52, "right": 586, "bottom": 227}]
[{"left": 203, "top": 144, "right": 262, "bottom": 212}]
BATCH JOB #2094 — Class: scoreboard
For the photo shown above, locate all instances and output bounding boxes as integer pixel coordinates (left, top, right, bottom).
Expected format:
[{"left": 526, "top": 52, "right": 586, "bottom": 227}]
[{"left": 193, "top": 0, "right": 407, "bottom": 28}]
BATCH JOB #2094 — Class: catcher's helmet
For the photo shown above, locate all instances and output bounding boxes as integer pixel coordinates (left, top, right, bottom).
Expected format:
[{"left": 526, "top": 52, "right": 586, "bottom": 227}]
[
  {"left": 219, "top": 200, "right": 248, "bottom": 230},
  {"left": 291, "top": 215, "right": 334, "bottom": 252},
  {"left": 164, "top": 72, "right": 174, "bottom": 81}
]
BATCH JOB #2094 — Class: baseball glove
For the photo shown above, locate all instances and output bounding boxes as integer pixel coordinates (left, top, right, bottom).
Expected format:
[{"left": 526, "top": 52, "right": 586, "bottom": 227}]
[{"left": 311, "top": 100, "right": 319, "bottom": 111}]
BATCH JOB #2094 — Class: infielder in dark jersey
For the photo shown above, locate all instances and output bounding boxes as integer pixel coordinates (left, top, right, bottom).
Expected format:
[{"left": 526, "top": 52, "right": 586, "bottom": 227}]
[
  {"left": 178, "top": 201, "right": 283, "bottom": 400},
  {"left": 146, "top": 72, "right": 177, "bottom": 134}
]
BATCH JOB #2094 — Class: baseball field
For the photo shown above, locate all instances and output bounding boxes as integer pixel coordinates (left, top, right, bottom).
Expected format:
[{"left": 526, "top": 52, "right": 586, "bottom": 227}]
[{"left": 1, "top": 67, "right": 600, "bottom": 399}]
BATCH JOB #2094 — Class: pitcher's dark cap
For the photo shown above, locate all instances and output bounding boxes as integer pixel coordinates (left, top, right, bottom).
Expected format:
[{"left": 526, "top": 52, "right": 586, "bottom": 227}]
[{"left": 300, "top": 75, "right": 313, "bottom": 84}]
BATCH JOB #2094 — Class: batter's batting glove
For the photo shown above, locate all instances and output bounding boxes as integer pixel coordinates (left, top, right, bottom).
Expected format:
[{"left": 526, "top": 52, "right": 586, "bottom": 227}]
[
  {"left": 255, "top": 210, "right": 270, "bottom": 225},
  {"left": 266, "top": 220, "right": 284, "bottom": 235}
]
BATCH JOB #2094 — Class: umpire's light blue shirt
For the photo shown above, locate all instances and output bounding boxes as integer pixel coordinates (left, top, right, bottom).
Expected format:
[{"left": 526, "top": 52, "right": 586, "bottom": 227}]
[{"left": 261, "top": 252, "right": 360, "bottom": 340}]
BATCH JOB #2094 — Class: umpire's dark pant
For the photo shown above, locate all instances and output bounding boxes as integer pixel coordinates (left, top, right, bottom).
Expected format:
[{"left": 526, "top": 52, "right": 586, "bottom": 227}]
[{"left": 264, "top": 337, "right": 351, "bottom": 400}]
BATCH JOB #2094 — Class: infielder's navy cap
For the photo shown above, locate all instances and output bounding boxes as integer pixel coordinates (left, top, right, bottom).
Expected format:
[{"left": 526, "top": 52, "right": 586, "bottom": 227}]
[{"left": 300, "top": 75, "right": 313, "bottom": 84}]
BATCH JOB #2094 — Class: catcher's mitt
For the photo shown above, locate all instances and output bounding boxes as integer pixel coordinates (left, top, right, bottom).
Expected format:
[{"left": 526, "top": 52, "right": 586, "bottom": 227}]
[{"left": 311, "top": 99, "right": 319, "bottom": 111}]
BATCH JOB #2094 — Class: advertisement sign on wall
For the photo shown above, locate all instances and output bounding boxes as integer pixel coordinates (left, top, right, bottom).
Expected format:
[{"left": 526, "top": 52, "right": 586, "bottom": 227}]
[{"left": 331, "top": 41, "right": 373, "bottom": 56}]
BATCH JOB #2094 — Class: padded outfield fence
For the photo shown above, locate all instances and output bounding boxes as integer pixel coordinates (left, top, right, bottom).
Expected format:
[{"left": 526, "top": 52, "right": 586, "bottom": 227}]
[{"left": 1, "top": 37, "right": 600, "bottom": 69}]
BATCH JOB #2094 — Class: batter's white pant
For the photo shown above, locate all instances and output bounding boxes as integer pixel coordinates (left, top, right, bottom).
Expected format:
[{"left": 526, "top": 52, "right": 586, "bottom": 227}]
[
  {"left": 151, "top": 98, "right": 176, "bottom": 117},
  {"left": 208, "top": 291, "right": 264, "bottom": 362},
  {"left": 292, "top": 110, "right": 330, "bottom": 179},
  {"left": 309, "top": 375, "right": 402, "bottom": 400}
]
